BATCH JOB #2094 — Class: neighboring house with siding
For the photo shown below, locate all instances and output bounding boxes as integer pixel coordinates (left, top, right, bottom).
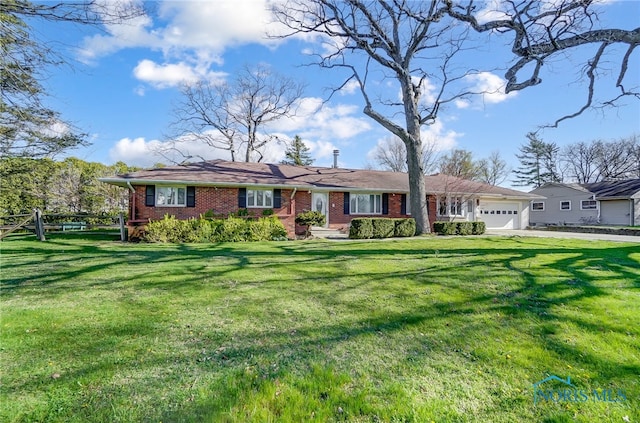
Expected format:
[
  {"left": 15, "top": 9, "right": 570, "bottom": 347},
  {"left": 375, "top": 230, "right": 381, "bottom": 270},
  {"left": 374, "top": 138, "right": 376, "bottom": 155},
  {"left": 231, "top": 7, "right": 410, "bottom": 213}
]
[
  {"left": 100, "top": 159, "right": 541, "bottom": 238},
  {"left": 529, "top": 179, "right": 640, "bottom": 227}
]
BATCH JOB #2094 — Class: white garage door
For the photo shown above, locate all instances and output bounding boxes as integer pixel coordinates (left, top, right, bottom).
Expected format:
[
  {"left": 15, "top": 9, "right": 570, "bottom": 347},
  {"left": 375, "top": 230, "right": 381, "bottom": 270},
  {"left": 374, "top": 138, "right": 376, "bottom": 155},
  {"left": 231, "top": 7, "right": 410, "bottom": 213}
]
[{"left": 479, "top": 202, "right": 520, "bottom": 229}]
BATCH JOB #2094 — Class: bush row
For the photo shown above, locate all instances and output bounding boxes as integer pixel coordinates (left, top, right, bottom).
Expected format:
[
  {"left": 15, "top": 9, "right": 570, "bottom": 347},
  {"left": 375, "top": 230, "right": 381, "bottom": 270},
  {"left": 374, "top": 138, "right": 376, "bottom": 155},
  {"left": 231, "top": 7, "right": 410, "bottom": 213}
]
[
  {"left": 433, "top": 221, "right": 486, "bottom": 235},
  {"left": 349, "top": 218, "right": 416, "bottom": 239},
  {"left": 143, "top": 215, "right": 288, "bottom": 243}
]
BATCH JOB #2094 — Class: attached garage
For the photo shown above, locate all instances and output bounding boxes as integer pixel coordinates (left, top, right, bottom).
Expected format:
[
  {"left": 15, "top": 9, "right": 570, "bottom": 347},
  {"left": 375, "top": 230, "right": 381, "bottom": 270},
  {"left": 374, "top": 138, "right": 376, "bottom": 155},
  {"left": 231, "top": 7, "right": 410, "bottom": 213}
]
[
  {"left": 478, "top": 202, "right": 521, "bottom": 229},
  {"left": 599, "top": 200, "right": 631, "bottom": 226}
]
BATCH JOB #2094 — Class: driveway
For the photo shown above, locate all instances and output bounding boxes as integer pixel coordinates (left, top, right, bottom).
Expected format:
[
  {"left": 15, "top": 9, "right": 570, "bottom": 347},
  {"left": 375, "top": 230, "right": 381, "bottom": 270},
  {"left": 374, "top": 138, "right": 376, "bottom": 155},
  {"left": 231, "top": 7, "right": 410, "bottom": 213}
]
[{"left": 485, "top": 229, "right": 640, "bottom": 243}]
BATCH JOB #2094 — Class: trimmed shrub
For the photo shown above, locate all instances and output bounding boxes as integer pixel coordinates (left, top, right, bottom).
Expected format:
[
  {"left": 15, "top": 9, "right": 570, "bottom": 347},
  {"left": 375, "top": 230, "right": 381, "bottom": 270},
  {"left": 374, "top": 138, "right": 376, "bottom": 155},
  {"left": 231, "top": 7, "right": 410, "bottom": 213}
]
[
  {"left": 144, "top": 215, "right": 180, "bottom": 243},
  {"left": 433, "top": 221, "right": 486, "bottom": 236},
  {"left": 248, "top": 215, "right": 288, "bottom": 241},
  {"left": 295, "top": 210, "right": 326, "bottom": 237},
  {"left": 456, "top": 221, "right": 473, "bottom": 235},
  {"left": 433, "top": 221, "right": 457, "bottom": 235},
  {"left": 472, "top": 221, "right": 486, "bottom": 235},
  {"left": 349, "top": 218, "right": 374, "bottom": 239},
  {"left": 394, "top": 218, "right": 416, "bottom": 237},
  {"left": 143, "top": 215, "right": 287, "bottom": 243},
  {"left": 372, "top": 218, "right": 395, "bottom": 238}
]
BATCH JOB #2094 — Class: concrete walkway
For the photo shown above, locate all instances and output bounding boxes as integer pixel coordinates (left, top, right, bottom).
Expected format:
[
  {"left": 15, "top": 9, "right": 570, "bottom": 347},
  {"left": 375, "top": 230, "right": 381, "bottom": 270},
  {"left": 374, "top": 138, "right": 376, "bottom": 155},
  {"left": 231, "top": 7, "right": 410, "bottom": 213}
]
[{"left": 485, "top": 229, "right": 640, "bottom": 243}]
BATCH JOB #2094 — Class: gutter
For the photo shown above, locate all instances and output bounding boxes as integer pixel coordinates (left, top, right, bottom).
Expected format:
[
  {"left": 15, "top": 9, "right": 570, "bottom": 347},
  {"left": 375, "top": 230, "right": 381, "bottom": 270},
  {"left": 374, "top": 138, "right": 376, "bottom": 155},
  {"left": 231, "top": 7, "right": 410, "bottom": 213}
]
[{"left": 99, "top": 178, "right": 541, "bottom": 200}]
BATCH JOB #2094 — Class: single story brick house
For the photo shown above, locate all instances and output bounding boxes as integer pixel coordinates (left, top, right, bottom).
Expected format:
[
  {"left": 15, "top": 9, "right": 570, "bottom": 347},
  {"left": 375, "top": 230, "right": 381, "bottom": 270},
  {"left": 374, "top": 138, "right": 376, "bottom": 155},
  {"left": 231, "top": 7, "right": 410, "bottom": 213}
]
[
  {"left": 100, "top": 160, "right": 542, "bottom": 238},
  {"left": 529, "top": 179, "right": 640, "bottom": 227}
]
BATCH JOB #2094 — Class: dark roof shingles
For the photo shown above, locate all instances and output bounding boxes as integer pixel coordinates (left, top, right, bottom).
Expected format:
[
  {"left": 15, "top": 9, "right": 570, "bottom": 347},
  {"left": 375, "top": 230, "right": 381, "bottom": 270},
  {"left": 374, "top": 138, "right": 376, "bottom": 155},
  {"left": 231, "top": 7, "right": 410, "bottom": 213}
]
[{"left": 117, "top": 159, "right": 536, "bottom": 198}]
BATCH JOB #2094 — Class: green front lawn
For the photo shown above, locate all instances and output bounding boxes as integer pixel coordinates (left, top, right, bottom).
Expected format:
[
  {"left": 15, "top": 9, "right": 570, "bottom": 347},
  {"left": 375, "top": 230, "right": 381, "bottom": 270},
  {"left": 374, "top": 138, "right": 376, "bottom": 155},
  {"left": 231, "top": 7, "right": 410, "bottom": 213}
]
[{"left": 1, "top": 234, "right": 638, "bottom": 422}]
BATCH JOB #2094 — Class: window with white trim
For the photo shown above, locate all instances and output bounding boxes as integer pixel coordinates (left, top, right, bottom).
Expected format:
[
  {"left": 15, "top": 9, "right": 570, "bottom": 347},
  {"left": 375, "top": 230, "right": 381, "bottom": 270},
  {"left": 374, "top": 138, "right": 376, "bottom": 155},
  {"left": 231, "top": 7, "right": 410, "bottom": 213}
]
[
  {"left": 581, "top": 200, "right": 597, "bottom": 210},
  {"left": 247, "top": 189, "right": 273, "bottom": 208},
  {"left": 437, "top": 196, "right": 464, "bottom": 216},
  {"left": 560, "top": 201, "right": 571, "bottom": 211},
  {"left": 156, "top": 186, "right": 186, "bottom": 206},
  {"left": 350, "top": 193, "right": 382, "bottom": 214},
  {"left": 532, "top": 201, "right": 545, "bottom": 211}
]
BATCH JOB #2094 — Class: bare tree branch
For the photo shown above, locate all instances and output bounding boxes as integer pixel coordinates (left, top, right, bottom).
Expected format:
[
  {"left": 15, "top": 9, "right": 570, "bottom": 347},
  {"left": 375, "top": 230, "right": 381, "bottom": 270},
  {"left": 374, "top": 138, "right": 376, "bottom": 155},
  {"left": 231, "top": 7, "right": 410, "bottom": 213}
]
[{"left": 169, "top": 64, "right": 305, "bottom": 162}]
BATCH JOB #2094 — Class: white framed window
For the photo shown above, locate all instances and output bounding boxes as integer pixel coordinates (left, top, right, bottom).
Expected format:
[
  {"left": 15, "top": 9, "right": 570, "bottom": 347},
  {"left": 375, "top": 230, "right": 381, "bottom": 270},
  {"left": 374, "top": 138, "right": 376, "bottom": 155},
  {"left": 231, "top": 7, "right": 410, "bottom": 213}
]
[
  {"left": 247, "top": 189, "right": 273, "bottom": 208},
  {"left": 405, "top": 195, "right": 411, "bottom": 215},
  {"left": 532, "top": 201, "right": 545, "bottom": 211},
  {"left": 560, "top": 201, "right": 571, "bottom": 211},
  {"left": 156, "top": 186, "right": 186, "bottom": 206},
  {"left": 581, "top": 200, "right": 597, "bottom": 210},
  {"left": 437, "top": 196, "right": 464, "bottom": 217},
  {"left": 350, "top": 193, "right": 382, "bottom": 214}
]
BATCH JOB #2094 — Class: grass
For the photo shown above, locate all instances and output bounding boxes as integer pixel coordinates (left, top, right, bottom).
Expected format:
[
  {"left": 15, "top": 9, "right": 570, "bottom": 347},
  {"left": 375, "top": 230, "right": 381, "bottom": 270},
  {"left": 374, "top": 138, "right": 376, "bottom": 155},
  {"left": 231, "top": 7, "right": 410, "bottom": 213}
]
[{"left": 1, "top": 233, "right": 639, "bottom": 422}]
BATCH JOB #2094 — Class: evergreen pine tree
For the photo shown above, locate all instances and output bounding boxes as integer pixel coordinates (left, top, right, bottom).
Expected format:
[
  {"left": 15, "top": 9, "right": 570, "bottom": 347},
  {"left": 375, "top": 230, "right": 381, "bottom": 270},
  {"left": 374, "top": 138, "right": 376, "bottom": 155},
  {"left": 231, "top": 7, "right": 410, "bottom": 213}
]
[
  {"left": 281, "top": 135, "right": 314, "bottom": 166},
  {"left": 513, "top": 133, "right": 561, "bottom": 187}
]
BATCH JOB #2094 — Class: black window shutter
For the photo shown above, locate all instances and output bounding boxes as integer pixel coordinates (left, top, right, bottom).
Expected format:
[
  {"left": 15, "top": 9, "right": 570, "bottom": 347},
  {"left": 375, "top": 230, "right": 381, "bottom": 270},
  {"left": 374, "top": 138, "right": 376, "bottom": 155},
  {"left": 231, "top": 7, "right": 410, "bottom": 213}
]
[
  {"left": 186, "top": 186, "right": 195, "bottom": 207},
  {"left": 343, "top": 192, "right": 350, "bottom": 215},
  {"left": 145, "top": 185, "right": 155, "bottom": 206},
  {"left": 273, "top": 189, "right": 281, "bottom": 208},
  {"left": 238, "top": 188, "right": 246, "bottom": 208},
  {"left": 401, "top": 194, "right": 407, "bottom": 215},
  {"left": 382, "top": 193, "right": 389, "bottom": 215}
]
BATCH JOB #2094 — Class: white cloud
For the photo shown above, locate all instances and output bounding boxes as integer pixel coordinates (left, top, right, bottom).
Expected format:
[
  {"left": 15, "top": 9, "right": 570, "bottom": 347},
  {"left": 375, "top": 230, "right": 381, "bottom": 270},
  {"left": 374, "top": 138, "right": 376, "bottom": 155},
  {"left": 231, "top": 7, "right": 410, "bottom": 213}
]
[
  {"left": 79, "top": 1, "right": 290, "bottom": 66},
  {"left": 132, "top": 59, "right": 227, "bottom": 88},
  {"left": 109, "top": 134, "right": 288, "bottom": 168},
  {"left": 269, "top": 97, "right": 372, "bottom": 142},
  {"left": 460, "top": 72, "right": 516, "bottom": 107},
  {"left": 339, "top": 79, "right": 361, "bottom": 95},
  {"left": 422, "top": 120, "right": 462, "bottom": 152}
]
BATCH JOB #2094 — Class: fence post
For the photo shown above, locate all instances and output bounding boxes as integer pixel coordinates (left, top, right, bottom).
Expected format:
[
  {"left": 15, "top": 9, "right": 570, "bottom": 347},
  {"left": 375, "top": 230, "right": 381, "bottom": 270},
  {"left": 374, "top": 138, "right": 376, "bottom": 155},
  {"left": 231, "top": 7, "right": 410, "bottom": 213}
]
[
  {"left": 34, "top": 209, "right": 46, "bottom": 241},
  {"left": 119, "top": 213, "right": 126, "bottom": 242}
]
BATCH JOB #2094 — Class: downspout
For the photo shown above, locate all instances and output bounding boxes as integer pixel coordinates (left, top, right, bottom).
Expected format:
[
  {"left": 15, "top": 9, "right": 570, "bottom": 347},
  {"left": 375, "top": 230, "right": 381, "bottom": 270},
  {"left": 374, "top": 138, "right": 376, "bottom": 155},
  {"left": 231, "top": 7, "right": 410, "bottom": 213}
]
[
  {"left": 126, "top": 181, "right": 136, "bottom": 221},
  {"left": 290, "top": 187, "right": 297, "bottom": 215}
]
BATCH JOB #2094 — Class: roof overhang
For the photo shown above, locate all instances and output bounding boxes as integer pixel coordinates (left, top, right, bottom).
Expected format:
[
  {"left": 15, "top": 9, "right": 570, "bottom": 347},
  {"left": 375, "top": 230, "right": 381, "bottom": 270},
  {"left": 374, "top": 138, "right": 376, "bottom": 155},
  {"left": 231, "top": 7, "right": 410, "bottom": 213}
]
[{"left": 98, "top": 177, "right": 408, "bottom": 194}]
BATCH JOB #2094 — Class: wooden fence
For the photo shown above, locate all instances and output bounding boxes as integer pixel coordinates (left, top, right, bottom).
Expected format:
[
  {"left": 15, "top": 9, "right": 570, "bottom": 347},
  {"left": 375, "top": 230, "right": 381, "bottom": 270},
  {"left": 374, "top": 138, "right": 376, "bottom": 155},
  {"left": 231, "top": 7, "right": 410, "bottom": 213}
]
[{"left": 0, "top": 210, "right": 126, "bottom": 241}]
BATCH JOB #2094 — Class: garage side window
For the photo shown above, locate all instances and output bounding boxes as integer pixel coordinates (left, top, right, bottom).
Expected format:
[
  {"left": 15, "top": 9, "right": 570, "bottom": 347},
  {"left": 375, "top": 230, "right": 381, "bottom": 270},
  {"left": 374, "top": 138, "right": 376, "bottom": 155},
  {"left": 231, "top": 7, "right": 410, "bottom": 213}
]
[
  {"left": 581, "top": 200, "right": 597, "bottom": 210},
  {"left": 532, "top": 201, "right": 545, "bottom": 211},
  {"left": 560, "top": 201, "right": 571, "bottom": 211}
]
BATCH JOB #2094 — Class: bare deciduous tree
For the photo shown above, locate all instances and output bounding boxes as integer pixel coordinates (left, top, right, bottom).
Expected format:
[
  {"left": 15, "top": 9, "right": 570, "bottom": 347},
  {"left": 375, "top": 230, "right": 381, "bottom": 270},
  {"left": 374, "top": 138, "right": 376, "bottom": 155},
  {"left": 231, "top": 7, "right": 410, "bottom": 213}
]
[
  {"left": 477, "top": 151, "right": 510, "bottom": 186},
  {"left": 439, "top": 149, "right": 481, "bottom": 180},
  {"left": 446, "top": 0, "right": 640, "bottom": 128},
  {"left": 593, "top": 137, "right": 637, "bottom": 181},
  {"left": 371, "top": 136, "right": 438, "bottom": 174},
  {"left": 170, "top": 64, "right": 304, "bottom": 162},
  {"left": 560, "top": 141, "right": 600, "bottom": 183},
  {"left": 273, "top": 0, "right": 638, "bottom": 233}
]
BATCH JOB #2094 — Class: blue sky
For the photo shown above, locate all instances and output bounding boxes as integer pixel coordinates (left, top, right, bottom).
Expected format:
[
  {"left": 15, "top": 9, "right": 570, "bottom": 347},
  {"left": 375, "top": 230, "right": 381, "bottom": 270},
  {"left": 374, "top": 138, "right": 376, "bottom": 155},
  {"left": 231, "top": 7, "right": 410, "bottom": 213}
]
[{"left": 32, "top": 0, "right": 640, "bottom": 187}]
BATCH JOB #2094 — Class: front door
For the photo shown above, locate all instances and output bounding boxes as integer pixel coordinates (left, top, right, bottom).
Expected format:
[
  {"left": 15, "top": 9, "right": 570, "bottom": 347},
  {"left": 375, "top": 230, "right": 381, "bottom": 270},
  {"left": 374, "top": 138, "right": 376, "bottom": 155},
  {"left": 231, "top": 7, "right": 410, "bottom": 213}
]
[{"left": 312, "top": 192, "right": 329, "bottom": 227}]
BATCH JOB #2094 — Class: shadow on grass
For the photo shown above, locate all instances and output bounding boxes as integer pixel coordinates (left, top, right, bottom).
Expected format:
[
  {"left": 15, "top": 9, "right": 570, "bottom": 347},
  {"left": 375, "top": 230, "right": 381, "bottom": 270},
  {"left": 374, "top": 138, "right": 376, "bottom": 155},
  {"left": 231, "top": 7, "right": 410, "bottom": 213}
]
[{"left": 1, "top": 234, "right": 639, "bottom": 421}]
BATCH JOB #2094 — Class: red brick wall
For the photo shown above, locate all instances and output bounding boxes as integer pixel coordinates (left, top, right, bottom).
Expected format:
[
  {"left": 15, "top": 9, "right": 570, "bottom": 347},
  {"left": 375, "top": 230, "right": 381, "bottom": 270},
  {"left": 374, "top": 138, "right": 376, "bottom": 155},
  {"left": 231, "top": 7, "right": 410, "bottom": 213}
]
[
  {"left": 325, "top": 192, "right": 416, "bottom": 231},
  {"left": 293, "top": 191, "right": 312, "bottom": 235},
  {"left": 129, "top": 185, "right": 296, "bottom": 236},
  {"left": 128, "top": 185, "right": 437, "bottom": 238}
]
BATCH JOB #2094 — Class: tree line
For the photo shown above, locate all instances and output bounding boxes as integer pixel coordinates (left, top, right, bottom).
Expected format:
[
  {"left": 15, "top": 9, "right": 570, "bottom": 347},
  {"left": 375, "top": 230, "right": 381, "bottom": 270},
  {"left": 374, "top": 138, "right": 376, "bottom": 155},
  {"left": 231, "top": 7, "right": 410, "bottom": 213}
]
[
  {"left": 0, "top": 157, "right": 138, "bottom": 216},
  {"left": 369, "top": 137, "right": 510, "bottom": 186},
  {"left": 513, "top": 133, "right": 640, "bottom": 188}
]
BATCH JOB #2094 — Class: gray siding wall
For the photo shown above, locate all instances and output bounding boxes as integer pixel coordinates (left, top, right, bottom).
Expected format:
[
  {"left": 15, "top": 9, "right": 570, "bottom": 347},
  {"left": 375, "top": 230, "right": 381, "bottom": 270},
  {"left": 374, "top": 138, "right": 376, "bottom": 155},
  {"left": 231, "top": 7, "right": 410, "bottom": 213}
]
[{"left": 529, "top": 185, "right": 597, "bottom": 226}]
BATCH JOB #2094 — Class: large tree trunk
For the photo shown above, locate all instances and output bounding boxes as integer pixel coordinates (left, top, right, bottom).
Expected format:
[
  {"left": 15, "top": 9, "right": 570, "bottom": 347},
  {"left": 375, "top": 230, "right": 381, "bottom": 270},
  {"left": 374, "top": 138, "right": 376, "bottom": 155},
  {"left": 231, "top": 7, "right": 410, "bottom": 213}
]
[
  {"left": 401, "top": 76, "right": 430, "bottom": 235},
  {"left": 405, "top": 137, "right": 430, "bottom": 234}
]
